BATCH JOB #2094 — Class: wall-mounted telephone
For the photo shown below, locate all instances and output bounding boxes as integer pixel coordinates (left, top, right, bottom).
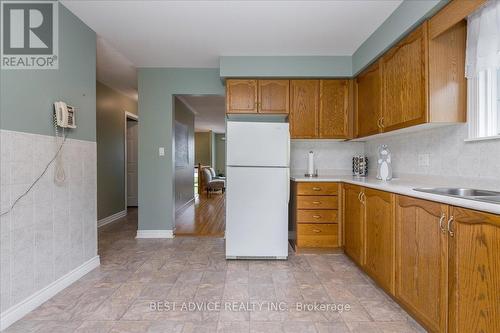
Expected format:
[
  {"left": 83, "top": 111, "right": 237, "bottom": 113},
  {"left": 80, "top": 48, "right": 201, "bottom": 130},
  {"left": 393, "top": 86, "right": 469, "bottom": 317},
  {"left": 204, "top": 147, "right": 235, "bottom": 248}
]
[{"left": 54, "top": 101, "right": 76, "bottom": 128}]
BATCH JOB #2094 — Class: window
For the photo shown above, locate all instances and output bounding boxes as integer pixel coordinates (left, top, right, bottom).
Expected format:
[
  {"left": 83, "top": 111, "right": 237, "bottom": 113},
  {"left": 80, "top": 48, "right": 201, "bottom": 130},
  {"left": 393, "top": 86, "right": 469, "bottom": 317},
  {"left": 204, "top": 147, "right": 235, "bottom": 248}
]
[
  {"left": 468, "top": 68, "right": 500, "bottom": 139},
  {"left": 465, "top": 0, "right": 500, "bottom": 140}
]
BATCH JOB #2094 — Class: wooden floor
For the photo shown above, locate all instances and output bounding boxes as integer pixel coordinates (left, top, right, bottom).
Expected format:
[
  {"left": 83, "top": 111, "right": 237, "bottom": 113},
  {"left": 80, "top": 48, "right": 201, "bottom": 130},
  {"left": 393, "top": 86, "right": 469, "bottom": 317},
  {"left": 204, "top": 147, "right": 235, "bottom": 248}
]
[{"left": 175, "top": 193, "right": 225, "bottom": 237}]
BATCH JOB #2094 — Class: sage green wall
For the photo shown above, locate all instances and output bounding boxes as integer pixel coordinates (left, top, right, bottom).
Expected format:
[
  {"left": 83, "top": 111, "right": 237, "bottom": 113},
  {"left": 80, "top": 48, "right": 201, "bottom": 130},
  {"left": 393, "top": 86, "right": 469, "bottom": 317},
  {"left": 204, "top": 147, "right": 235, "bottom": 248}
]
[
  {"left": 174, "top": 98, "right": 195, "bottom": 213},
  {"left": 96, "top": 81, "right": 138, "bottom": 220},
  {"left": 0, "top": 3, "right": 96, "bottom": 142},
  {"left": 138, "top": 68, "right": 224, "bottom": 231},
  {"left": 195, "top": 131, "right": 213, "bottom": 166},
  {"left": 214, "top": 133, "right": 226, "bottom": 176}
]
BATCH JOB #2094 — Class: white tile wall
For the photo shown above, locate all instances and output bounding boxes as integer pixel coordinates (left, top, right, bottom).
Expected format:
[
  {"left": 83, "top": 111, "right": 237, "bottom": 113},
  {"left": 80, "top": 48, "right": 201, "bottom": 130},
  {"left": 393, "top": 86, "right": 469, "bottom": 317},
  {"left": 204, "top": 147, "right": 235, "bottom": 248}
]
[
  {"left": 290, "top": 140, "right": 365, "bottom": 174},
  {"left": 0, "top": 129, "right": 97, "bottom": 312},
  {"left": 364, "top": 124, "right": 500, "bottom": 184}
]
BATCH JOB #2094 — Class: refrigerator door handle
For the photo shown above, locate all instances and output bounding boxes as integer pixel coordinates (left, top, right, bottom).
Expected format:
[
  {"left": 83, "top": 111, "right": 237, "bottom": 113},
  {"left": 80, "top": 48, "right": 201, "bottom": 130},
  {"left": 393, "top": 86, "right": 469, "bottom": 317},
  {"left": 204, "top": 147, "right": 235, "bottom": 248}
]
[
  {"left": 287, "top": 129, "right": 291, "bottom": 167},
  {"left": 286, "top": 168, "right": 290, "bottom": 203}
]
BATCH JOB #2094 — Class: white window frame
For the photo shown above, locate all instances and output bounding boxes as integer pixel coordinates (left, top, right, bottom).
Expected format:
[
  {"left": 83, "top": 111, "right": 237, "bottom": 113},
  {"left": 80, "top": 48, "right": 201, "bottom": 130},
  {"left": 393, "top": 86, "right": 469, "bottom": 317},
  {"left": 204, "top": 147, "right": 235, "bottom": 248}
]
[{"left": 467, "top": 67, "right": 500, "bottom": 141}]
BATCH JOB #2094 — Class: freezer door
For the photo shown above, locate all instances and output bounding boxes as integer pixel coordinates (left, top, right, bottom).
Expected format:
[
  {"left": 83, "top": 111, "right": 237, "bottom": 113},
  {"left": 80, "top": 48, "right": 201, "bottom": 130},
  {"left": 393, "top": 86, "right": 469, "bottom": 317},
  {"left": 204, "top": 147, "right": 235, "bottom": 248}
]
[
  {"left": 226, "top": 121, "right": 290, "bottom": 167},
  {"left": 226, "top": 166, "right": 289, "bottom": 258}
]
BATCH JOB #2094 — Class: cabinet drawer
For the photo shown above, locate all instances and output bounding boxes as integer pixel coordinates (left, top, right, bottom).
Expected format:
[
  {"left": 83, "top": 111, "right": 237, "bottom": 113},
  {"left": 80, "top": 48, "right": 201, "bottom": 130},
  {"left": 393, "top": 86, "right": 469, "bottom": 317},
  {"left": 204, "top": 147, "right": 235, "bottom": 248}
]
[
  {"left": 297, "top": 182, "right": 338, "bottom": 195},
  {"left": 297, "top": 196, "right": 338, "bottom": 209},
  {"left": 297, "top": 223, "right": 338, "bottom": 248},
  {"left": 297, "top": 209, "right": 338, "bottom": 223}
]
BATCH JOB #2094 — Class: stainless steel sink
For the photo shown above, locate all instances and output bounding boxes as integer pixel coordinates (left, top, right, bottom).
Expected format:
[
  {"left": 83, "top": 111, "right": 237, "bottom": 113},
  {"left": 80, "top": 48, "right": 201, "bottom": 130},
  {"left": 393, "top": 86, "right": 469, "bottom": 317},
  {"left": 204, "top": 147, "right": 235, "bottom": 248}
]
[{"left": 413, "top": 187, "right": 500, "bottom": 204}]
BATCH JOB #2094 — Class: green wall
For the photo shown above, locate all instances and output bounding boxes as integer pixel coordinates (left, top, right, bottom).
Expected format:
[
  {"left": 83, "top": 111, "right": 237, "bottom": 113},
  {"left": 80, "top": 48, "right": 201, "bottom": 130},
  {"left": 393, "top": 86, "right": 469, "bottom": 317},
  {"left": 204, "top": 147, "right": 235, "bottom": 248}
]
[
  {"left": 138, "top": 68, "right": 224, "bottom": 231},
  {"left": 195, "top": 131, "right": 213, "bottom": 166},
  {"left": 0, "top": 3, "right": 96, "bottom": 142},
  {"left": 214, "top": 133, "right": 226, "bottom": 176},
  {"left": 96, "top": 81, "right": 138, "bottom": 220}
]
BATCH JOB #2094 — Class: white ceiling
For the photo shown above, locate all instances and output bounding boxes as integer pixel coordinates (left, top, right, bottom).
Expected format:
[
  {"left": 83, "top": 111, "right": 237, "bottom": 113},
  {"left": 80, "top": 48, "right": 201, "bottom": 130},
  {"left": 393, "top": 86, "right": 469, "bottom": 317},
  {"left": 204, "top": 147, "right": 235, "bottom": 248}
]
[
  {"left": 62, "top": 0, "right": 403, "bottom": 95},
  {"left": 177, "top": 95, "right": 226, "bottom": 133}
]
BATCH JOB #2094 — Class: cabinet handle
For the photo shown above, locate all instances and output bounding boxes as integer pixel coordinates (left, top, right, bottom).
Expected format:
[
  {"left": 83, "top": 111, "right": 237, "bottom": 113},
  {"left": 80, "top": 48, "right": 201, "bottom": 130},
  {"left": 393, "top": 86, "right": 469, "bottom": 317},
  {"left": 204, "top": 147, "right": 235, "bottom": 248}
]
[
  {"left": 447, "top": 216, "right": 455, "bottom": 237},
  {"left": 377, "top": 118, "right": 383, "bottom": 129},
  {"left": 312, "top": 229, "right": 321, "bottom": 233},
  {"left": 312, "top": 187, "right": 322, "bottom": 191},
  {"left": 312, "top": 215, "right": 321, "bottom": 219},
  {"left": 380, "top": 117, "right": 385, "bottom": 128},
  {"left": 358, "top": 192, "right": 362, "bottom": 202},
  {"left": 312, "top": 201, "right": 321, "bottom": 205},
  {"left": 360, "top": 192, "right": 366, "bottom": 205},
  {"left": 439, "top": 213, "right": 447, "bottom": 234}
]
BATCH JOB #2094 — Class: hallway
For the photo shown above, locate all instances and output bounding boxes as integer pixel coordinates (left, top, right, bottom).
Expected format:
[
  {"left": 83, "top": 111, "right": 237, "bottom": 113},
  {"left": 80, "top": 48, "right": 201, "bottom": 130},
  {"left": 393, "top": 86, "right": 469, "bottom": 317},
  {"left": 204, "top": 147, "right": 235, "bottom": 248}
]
[{"left": 175, "top": 194, "right": 225, "bottom": 237}]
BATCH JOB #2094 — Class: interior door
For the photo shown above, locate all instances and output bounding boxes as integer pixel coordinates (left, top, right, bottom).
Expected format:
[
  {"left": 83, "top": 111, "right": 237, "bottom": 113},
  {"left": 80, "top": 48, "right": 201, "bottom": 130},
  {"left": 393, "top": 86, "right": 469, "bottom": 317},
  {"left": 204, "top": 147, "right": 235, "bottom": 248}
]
[
  {"left": 448, "top": 207, "right": 500, "bottom": 333},
  {"left": 364, "top": 188, "right": 395, "bottom": 293},
  {"left": 127, "top": 119, "right": 138, "bottom": 206},
  {"left": 395, "top": 196, "right": 448, "bottom": 333},
  {"left": 343, "top": 184, "right": 364, "bottom": 266}
]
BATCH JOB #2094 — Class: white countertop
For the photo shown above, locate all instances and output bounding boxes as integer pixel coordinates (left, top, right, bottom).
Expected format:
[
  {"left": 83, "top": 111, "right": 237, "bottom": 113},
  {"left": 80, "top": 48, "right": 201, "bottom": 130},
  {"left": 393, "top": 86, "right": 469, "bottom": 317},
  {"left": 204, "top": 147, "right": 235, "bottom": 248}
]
[{"left": 290, "top": 173, "right": 500, "bottom": 215}]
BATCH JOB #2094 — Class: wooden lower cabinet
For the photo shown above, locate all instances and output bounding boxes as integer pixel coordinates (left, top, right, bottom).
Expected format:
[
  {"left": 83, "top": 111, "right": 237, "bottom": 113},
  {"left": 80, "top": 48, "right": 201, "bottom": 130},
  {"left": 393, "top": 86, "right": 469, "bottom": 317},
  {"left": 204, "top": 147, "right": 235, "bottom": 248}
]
[
  {"left": 395, "top": 196, "right": 448, "bottom": 333},
  {"left": 290, "top": 181, "right": 340, "bottom": 250},
  {"left": 448, "top": 207, "right": 500, "bottom": 333},
  {"left": 343, "top": 184, "right": 364, "bottom": 265},
  {"left": 363, "top": 188, "right": 395, "bottom": 293}
]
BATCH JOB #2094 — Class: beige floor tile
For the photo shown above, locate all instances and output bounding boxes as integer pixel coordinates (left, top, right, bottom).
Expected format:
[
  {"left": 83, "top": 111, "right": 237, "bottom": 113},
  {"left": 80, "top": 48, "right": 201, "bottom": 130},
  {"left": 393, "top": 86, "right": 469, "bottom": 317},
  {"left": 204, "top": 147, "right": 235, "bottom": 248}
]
[
  {"left": 216, "top": 321, "right": 250, "bottom": 333},
  {"left": 315, "top": 322, "right": 350, "bottom": 333},
  {"left": 249, "top": 321, "right": 284, "bottom": 333}
]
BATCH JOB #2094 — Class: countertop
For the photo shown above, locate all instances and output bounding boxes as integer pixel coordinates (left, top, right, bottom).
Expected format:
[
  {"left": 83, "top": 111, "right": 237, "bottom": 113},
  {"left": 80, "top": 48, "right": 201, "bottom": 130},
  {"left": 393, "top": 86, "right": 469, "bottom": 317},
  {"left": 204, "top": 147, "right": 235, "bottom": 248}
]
[{"left": 290, "top": 173, "right": 500, "bottom": 215}]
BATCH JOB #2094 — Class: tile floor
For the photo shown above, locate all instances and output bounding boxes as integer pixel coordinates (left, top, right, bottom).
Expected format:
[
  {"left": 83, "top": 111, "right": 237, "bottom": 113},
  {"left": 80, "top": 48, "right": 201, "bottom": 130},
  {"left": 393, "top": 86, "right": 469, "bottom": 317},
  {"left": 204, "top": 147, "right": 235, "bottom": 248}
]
[{"left": 4, "top": 209, "right": 426, "bottom": 332}]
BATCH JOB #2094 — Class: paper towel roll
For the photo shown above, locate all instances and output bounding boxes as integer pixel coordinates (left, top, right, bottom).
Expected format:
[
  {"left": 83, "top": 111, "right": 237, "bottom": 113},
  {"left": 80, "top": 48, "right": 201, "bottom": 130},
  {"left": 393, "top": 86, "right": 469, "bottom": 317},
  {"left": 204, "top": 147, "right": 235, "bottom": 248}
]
[{"left": 308, "top": 151, "right": 314, "bottom": 175}]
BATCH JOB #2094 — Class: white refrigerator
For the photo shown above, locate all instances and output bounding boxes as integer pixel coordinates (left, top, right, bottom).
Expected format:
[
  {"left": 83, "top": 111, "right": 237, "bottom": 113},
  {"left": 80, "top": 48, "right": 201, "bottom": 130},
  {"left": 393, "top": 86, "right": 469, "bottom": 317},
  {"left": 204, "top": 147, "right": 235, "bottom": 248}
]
[{"left": 225, "top": 121, "right": 290, "bottom": 259}]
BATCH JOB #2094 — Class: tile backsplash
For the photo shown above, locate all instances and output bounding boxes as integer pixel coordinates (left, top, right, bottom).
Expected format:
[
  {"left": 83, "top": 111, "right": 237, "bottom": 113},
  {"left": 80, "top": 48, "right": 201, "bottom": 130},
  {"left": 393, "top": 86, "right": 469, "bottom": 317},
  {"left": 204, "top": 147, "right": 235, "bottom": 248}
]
[
  {"left": 364, "top": 124, "right": 500, "bottom": 181},
  {"left": 290, "top": 140, "right": 364, "bottom": 174},
  {"left": 0, "top": 130, "right": 97, "bottom": 313}
]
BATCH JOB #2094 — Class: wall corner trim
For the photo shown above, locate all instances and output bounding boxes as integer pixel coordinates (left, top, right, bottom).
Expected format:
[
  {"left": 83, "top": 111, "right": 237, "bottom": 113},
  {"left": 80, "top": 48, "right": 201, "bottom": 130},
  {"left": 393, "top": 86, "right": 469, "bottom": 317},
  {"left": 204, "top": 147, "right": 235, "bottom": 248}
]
[
  {"left": 136, "top": 230, "right": 175, "bottom": 239},
  {"left": 0, "top": 256, "right": 100, "bottom": 331},
  {"left": 97, "top": 210, "right": 127, "bottom": 228}
]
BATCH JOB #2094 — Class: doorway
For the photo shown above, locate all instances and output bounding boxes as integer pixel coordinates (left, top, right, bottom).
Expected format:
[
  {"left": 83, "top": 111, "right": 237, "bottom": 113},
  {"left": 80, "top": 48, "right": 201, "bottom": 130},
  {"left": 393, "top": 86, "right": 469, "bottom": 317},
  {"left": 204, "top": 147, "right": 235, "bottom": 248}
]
[{"left": 125, "top": 112, "right": 138, "bottom": 208}]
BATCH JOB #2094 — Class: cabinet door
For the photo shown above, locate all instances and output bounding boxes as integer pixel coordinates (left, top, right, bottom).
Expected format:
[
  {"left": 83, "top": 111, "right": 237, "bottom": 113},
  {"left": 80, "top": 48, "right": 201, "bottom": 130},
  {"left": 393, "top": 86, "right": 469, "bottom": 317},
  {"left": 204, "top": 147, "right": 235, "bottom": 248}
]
[
  {"left": 290, "top": 80, "right": 319, "bottom": 138},
  {"left": 226, "top": 79, "right": 258, "bottom": 113},
  {"left": 364, "top": 188, "right": 395, "bottom": 293},
  {"left": 448, "top": 207, "right": 500, "bottom": 333},
  {"left": 319, "top": 80, "right": 350, "bottom": 138},
  {"left": 258, "top": 80, "right": 289, "bottom": 114},
  {"left": 343, "top": 184, "right": 364, "bottom": 266},
  {"left": 395, "top": 196, "right": 448, "bottom": 333},
  {"left": 381, "top": 22, "right": 428, "bottom": 131},
  {"left": 356, "top": 61, "right": 382, "bottom": 137}
]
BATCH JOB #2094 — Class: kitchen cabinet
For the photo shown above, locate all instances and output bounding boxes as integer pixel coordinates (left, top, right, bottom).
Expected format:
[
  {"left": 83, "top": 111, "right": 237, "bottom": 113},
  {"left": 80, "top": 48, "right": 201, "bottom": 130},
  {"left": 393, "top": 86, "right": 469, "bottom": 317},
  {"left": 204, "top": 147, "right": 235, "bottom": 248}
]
[
  {"left": 258, "top": 80, "right": 290, "bottom": 114},
  {"left": 290, "top": 80, "right": 319, "bottom": 138},
  {"left": 356, "top": 61, "right": 382, "bottom": 137},
  {"left": 448, "top": 207, "right": 500, "bottom": 333},
  {"left": 381, "top": 23, "right": 428, "bottom": 132},
  {"left": 319, "top": 80, "right": 351, "bottom": 139},
  {"left": 343, "top": 184, "right": 364, "bottom": 266},
  {"left": 290, "top": 181, "right": 340, "bottom": 250},
  {"left": 395, "top": 196, "right": 448, "bottom": 333},
  {"left": 363, "top": 188, "right": 395, "bottom": 293},
  {"left": 226, "top": 79, "right": 289, "bottom": 114},
  {"left": 226, "top": 79, "right": 258, "bottom": 113}
]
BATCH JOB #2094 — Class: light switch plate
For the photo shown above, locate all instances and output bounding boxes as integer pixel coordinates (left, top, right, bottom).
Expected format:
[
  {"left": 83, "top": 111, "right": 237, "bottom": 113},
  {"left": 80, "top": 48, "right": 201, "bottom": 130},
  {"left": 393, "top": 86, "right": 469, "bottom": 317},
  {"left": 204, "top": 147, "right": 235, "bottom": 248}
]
[
  {"left": 418, "top": 153, "right": 430, "bottom": 167},
  {"left": 159, "top": 147, "right": 165, "bottom": 156}
]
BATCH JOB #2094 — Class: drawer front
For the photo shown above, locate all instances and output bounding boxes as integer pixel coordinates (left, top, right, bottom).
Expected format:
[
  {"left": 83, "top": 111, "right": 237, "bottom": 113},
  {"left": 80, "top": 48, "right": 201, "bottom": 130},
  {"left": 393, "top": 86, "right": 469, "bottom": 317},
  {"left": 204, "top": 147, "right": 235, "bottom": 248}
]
[
  {"left": 297, "top": 209, "right": 338, "bottom": 223},
  {"left": 297, "top": 182, "right": 339, "bottom": 195},
  {"left": 297, "top": 223, "right": 338, "bottom": 248},
  {"left": 297, "top": 196, "right": 338, "bottom": 209}
]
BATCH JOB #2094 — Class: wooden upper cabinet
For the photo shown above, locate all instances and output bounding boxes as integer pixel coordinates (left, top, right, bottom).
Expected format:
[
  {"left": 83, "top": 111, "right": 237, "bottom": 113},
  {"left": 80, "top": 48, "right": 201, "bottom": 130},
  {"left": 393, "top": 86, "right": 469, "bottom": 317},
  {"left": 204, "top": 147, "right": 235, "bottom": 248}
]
[
  {"left": 290, "top": 80, "right": 319, "bottom": 139},
  {"left": 395, "top": 196, "right": 448, "bottom": 333},
  {"left": 258, "top": 80, "right": 289, "bottom": 114},
  {"left": 226, "top": 79, "right": 258, "bottom": 113},
  {"left": 381, "top": 22, "right": 428, "bottom": 132},
  {"left": 343, "top": 184, "right": 364, "bottom": 266},
  {"left": 356, "top": 61, "right": 382, "bottom": 137},
  {"left": 448, "top": 207, "right": 500, "bottom": 333},
  {"left": 319, "top": 80, "right": 351, "bottom": 139},
  {"left": 363, "top": 188, "right": 395, "bottom": 293}
]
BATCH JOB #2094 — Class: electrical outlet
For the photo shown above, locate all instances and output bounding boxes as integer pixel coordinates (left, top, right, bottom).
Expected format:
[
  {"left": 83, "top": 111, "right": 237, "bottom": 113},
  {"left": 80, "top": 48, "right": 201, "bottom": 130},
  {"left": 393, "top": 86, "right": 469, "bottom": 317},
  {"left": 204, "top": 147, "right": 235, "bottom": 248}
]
[{"left": 418, "top": 154, "right": 430, "bottom": 167}]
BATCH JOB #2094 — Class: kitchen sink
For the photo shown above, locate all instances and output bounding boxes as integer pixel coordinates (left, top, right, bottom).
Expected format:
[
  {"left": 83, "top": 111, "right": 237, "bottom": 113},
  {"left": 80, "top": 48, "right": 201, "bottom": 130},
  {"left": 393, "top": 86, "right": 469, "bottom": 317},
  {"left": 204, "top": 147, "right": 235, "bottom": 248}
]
[{"left": 413, "top": 187, "right": 500, "bottom": 204}]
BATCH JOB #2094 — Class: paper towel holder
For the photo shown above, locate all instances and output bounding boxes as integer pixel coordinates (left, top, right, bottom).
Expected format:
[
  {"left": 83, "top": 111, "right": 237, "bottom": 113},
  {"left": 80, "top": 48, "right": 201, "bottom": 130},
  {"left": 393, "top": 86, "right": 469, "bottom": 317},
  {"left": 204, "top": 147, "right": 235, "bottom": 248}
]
[{"left": 304, "top": 169, "right": 318, "bottom": 177}]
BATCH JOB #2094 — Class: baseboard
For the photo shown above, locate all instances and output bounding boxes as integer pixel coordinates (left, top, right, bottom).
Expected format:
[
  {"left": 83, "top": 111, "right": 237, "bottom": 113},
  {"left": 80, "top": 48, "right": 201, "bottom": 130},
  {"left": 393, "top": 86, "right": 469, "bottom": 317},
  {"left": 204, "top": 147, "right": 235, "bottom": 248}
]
[
  {"left": 136, "top": 230, "right": 174, "bottom": 239},
  {"left": 175, "top": 198, "right": 195, "bottom": 217},
  {"left": 0, "top": 256, "right": 100, "bottom": 331},
  {"left": 97, "top": 210, "right": 126, "bottom": 228}
]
